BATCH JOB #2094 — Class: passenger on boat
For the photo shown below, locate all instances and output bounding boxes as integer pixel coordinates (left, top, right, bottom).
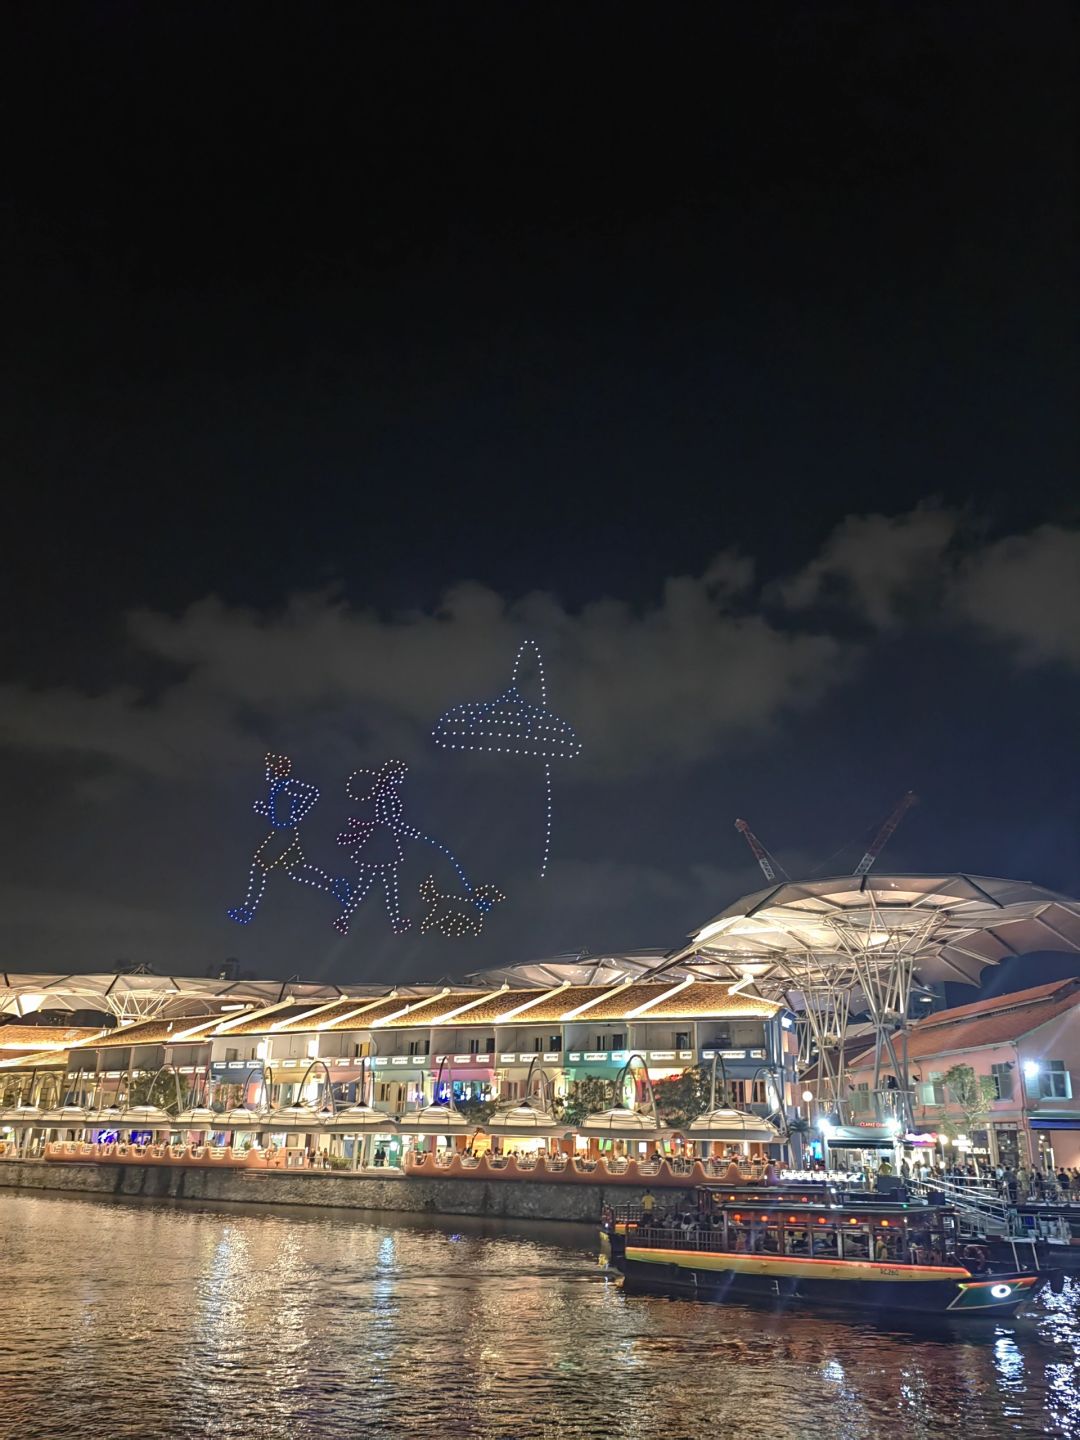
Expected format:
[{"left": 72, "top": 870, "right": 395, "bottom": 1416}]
[
  {"left": 763, "top": 1159, "right": 781, "bottom": 1184},
  {"left": 962, "top": 1244, "right": 989, "bottom": 1273}
]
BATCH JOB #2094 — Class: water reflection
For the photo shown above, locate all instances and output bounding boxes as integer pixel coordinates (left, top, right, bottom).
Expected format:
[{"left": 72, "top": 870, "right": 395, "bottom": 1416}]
[{"left": 0, "top": 1191, "right": 1077, "bottom": 1439}]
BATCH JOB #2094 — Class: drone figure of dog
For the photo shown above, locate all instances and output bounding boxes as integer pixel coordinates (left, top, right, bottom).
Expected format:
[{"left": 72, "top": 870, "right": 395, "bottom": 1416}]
[
  {"left": 418, "top": 875, "right": 505, "bottom": 937},
  {"left": 332, "top": 759, "right": 497, "bottom": 937}
]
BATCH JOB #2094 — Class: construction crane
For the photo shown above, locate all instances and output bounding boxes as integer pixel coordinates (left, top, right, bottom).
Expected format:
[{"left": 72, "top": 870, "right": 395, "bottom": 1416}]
[
  {"left": 735, "top": 818, "right": 788, "bottom": 883},
  {"left": 852, "top": 791, "right": 918, "bottom": 876}
]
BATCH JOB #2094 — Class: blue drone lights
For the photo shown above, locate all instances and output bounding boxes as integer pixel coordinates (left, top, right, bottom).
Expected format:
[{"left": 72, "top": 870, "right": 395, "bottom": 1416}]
[
  {"left": 431, "top": 641, "right": 582, "bottom": 877},
  {"left": 228, "top": 753, "right": 499, "bottom": 938},
  {"left": 227, "top": 753, "right": 348, "bottom": 925}
]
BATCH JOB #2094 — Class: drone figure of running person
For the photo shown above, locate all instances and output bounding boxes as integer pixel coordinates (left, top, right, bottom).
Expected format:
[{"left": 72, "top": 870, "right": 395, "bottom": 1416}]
[
  {"left": 227, "top": 753, "right": 348, "bottom": 925},
  {"left": 332, "top": 759, "right": 500, "bottom": 937}
]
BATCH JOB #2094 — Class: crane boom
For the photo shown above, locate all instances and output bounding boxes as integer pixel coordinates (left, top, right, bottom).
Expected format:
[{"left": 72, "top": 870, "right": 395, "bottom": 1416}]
[
  {"left": 735, "top": 818, "right": 782, "bottom": 883},
  {"left": 853, "top": 791, "right": 918, "bottom": 876}
]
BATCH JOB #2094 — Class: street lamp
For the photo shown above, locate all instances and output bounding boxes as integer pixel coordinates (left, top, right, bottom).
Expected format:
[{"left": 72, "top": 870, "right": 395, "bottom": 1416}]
[{"left": 801, "top": 1089, "right": 813, "bottom": 1125}]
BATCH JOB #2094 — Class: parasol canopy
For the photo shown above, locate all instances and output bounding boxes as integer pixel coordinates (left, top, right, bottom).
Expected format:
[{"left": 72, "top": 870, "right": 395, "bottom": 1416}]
[
  {"left": 173, "top": 1106, "right": 220, "bottom": 1131},
  {"left": 681, "top": 1107, "right": 783, "bottom": 1144},
  {"left": 576, "top": 1105, "right": 665, "bottom": 1140},
  {"left": 116, "top": 1104, "right": 176, "bottom": 1130},
  {"left": 325, "top": 1102, "right": 399, "bottom": 1133},
  {"left": 264, "top": 1103, "right": 335, "bottom": 1132},
  {"left": 484, "top": 1097, "right": 567, "bottom": 1138},
  {"left": 397, "top": 1101, "right": 474, "bottom": 1135}
]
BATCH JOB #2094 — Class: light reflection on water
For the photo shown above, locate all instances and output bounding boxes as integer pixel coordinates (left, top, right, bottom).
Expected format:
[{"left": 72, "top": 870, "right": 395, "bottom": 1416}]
[{"left": 0, "top": 1190, "right": 1078, "bottom": 1439}]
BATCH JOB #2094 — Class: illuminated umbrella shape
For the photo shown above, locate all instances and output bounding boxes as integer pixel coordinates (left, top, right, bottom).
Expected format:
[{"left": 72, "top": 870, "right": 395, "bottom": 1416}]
[
  {"left": 325, "top": 1103, "right": 399, "bottom": 1134},
  {"left": 485, "top": 1097, "right": 566, "bottom": 1139},
  {"left": 396, "top": 1100, "right": 474, "bottom": 1135},
  {"left": 174, "top": 1106, "right": 220, "bottom": 1132},
  {"left": 682, "top": 1107, "right": 782, "bottom": 1144},
  {"left": 432, "top": 640, "right": 582, "bottom": 877}
]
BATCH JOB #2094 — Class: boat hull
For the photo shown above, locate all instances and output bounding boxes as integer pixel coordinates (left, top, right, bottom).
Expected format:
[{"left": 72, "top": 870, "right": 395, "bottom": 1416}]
[{"left": 618, "top": 1246, "right": 1046, "bottom": 1316}]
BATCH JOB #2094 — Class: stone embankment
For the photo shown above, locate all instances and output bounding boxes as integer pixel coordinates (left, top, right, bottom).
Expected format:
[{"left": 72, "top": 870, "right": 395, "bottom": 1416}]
[{"left": 0, "top": 1159, "right": 694, "bottom": 1222}]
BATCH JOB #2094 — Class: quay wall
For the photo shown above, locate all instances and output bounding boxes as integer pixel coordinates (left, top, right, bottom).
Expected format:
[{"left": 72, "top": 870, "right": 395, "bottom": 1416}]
[{"left": 0, "top": 1160, "right": 695, "bottom": 1222}]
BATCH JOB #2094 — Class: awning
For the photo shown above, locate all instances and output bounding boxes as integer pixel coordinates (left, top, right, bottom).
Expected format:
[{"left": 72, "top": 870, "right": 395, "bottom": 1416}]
[
  {"left": 1028, "top": 1118, "right": 1080, "bottom": 1131},
  {"left": 824, "top": 1124, "right": 898, "bottom": 1149}
]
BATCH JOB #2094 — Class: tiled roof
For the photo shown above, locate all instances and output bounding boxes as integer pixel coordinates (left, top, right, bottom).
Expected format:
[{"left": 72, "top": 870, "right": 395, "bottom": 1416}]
[
  {"left": 503, "top": 986, "right": 619, "bottom": 1023},
  {"left": 71, "top": 1016, "right": 221, "bottom": 1048},
  {"left": 917, "top": 978, "right": 1077, "bottom": 1028},
  {"left": 380, "top": 991, "right": 496, "bottom": 1027},
  {"left": 641, "top": 983, "right": 778, "bottom": 1019},
  {"left": 319, "top": 996, "right": 416, "bottom": 1030},
  {"left": 265, "top": 998, "right": 388, "bottom": 1033},
  {"left": 568, "top": 983, "right": 678, "bottom": 1021},
  {"left": 0, "top": 1047, "right": 70, "bottom": 1069},
  {"left": 0, "top": 1024, "right": 101, "bottom": 1048},
  {"left": 450, "top": 990, "right": 546, "bottom": 1025},
  {"left": 848, "top": 988, "right": 1080, "bottom": 1070},
  {"left": 211, "top": 1000, "right": 315, "bottom": 1035}
]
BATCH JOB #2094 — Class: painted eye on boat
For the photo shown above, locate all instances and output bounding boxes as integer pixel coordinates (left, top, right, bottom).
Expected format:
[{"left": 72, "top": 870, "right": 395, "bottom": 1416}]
[{"left": 991, "top": 1284, "right": 1012, "bottom": 1299}]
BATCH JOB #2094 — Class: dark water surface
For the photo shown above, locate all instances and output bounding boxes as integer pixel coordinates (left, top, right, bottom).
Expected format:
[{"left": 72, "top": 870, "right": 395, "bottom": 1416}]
[{"left": 2, "top": 1191, "right": 1079, "bottom": 1439}]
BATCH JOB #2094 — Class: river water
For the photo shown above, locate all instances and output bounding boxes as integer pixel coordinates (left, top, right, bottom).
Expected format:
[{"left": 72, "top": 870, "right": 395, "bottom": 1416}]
[{"left": 1, "top": 1191, "right": 1078, "bottom": 1440}]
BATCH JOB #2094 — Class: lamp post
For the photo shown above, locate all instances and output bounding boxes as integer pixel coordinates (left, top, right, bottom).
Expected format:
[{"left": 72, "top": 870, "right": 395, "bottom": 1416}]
[{"left": 801, "top": 1090, "right": 814, "bottom": 1125}]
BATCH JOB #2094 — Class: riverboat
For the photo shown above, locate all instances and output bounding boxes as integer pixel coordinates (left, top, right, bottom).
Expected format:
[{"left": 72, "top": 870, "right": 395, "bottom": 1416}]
[{"left": 601, "top": 1185, "right": 1062, "bottom": 1317}]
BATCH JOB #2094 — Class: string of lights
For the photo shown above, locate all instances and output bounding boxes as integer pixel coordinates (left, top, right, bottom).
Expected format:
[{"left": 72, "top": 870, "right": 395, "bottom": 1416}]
[{"left": 431, "top": 640, "right": 581, "bottom": 877}]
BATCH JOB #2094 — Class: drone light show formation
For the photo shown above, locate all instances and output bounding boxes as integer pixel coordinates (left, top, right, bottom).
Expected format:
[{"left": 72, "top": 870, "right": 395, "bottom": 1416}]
[
  {"left": 432, "top": 640, "right": 582, "bottom": 877},
  {"left": 227, "top": 753, "right": 348, "bottom": 926},
  {"left": 227, "top": 642, "right": 578, "bottom": 934}
]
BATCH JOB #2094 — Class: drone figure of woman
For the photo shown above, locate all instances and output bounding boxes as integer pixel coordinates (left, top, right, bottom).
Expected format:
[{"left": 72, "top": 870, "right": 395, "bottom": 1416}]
[
  {"left": 332, "top": 759, "right": 495, "bottom": 937},
  {"left": 227, "top": 753, "right": 347, "bottom": 925}
]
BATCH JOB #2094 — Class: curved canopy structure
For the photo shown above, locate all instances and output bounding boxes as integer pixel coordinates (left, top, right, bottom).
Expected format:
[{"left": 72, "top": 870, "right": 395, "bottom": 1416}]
[
  {"left": 681, "top": 1107, "right": 783, "bottom": 1145},
  {"left": 397, "top": 1101, "right": 473, "bottom": 1135},
  {"left": 0, "top": 972, "right": 357, "bottom": 1023},
  {"left": 660, "top": 873, "right": 1080, "bottom": 1123},
  {"left": 688, "top": 874, "right": 1080, "bottom": 984}
]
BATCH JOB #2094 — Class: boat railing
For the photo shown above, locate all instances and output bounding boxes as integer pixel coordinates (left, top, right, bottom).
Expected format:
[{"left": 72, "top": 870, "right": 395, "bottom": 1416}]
[{"left": 908, "top": 1174, "right": 1042, "bottom": 1243}]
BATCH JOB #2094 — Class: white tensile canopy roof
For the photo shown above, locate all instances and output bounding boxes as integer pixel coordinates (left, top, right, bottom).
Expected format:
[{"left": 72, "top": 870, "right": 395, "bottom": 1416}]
[
  {"left": 673, "top": 873, "right": 1080, "bottom": 993},
  {"left": 0, "top": 973, "right": 381, "bottom": 1022}
]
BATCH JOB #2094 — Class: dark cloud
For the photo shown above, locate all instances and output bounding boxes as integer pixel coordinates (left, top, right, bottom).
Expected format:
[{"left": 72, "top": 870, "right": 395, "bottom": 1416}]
[{"left": 2, "top": 512, "right": 1078, "bottom": 981}]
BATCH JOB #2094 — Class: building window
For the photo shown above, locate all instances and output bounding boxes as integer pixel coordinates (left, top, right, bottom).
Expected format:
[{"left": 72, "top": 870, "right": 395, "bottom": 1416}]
[
  {"left": 534, "top": 1036, "right": 543, "bottom": 1052},
  {"left": 991, "top": 1063, "right": 1014, "bottom": 1101},
  {"left": 484, "top": 1038, "right": 494, "bottom": 1054},
  {"left": 549, "top": 1036, "right": 561, "bottom": 1052},
  {"left": 1039, "top": 1061, "right": 1072, "bottom": 1100},
  {"left": 225, "top": 1047, "right": 238, "bottom": 1062},
  {"left": 611, "top": 1033, "right": 625, "bottom": 1050},
  {"left": 675, "top": 1032, "right": 690, "bottom": 1049}
]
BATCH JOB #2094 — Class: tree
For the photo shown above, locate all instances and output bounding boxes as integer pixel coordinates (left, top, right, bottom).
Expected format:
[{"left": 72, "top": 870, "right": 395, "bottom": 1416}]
[
  {"left": 454, "top": 1095, "right": 497, "bottom": 1126},
  {"left": 554, "top": 1077, "right": 612, "bottom": 1127},
  {"left": 651, "top": 1064, "right": 717, "bottom": 1128},
  {"left": 127, "top": 1069, "right": 182, "bottom": 1114},
  {"left": 942, "top": 1064, "right": 996, "bottom": 1175}
]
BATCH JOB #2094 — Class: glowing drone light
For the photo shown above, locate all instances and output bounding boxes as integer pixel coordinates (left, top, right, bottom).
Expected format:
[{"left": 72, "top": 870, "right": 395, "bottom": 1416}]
[
  {"left": 333, "top": 759, "right": 487, "bottom": 937},
  {"left": 227, "top": 753, "right": 347, "bottom": 925},
  {"left": 432, "top": 640, "right": 582, "bottom": 877},
  {"left": 419, "top": 875, "right": 505, "bottom": 937}
]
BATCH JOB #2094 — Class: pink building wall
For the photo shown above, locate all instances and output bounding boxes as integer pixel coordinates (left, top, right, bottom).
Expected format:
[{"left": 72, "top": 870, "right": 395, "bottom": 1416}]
[{"left": 844, "top": 999, "right": 1080, "bottom": 1169}]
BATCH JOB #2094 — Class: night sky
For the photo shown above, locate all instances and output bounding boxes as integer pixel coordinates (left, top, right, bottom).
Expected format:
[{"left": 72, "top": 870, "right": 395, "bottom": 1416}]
[{"left": 2, "top": 5, "right": 1077, "bottom": 993}]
